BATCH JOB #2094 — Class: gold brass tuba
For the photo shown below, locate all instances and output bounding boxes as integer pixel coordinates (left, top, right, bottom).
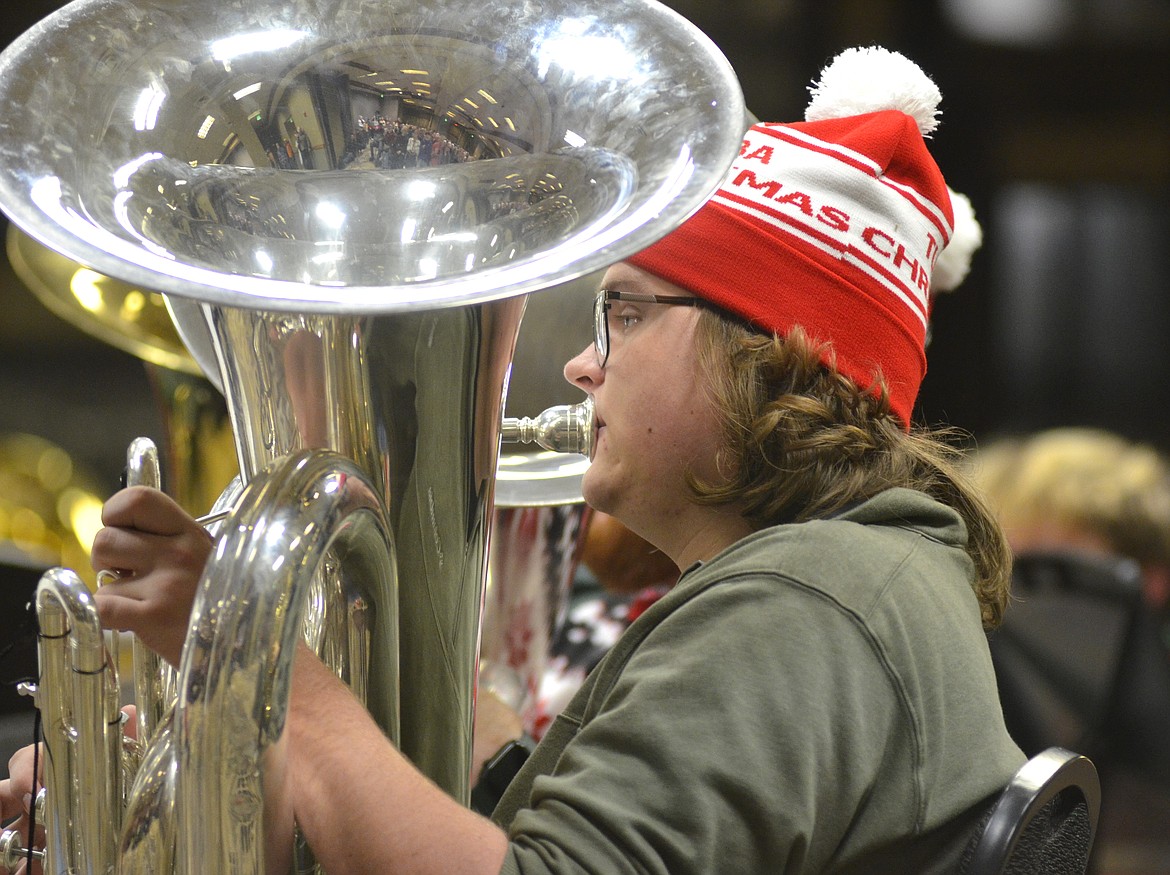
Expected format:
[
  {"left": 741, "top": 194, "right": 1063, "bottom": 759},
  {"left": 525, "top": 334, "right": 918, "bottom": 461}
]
[
  {"left": 0, "top": 0, "right": 746, "bottom": 871},
  {"left": 5, "top": 224, "right": 240, "bottom": 519}
]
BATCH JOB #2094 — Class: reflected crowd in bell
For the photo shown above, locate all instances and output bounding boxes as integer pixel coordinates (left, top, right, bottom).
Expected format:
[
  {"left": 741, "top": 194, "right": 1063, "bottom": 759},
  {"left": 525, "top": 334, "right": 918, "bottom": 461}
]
[
  {"left": 347, "top": 116, "right": 474, "bottom": 170},
  {"left": 68, "top": 13, "right": 697, "bottom": 297}
]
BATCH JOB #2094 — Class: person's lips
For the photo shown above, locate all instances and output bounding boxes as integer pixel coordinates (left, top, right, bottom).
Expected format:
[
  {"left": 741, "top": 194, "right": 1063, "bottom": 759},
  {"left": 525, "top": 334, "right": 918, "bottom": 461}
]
[{"left": 591, "top": 409, "right": 605, "bottom": 456}]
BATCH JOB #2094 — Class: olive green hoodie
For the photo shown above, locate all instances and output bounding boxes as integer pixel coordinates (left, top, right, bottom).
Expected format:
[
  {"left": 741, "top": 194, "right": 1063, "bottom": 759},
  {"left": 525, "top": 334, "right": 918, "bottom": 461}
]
[{"left": 496, "top": 488, "right": 1024, "bottom": 874}]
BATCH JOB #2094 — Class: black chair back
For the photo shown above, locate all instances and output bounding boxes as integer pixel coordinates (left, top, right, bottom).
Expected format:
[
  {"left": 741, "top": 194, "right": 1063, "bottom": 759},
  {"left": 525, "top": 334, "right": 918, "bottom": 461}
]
[
  {"left": 961, "top": 747, "right": 1100, "bottom": 875},
  {"left": 989, "top": 550, "right": 1170, "bottom": 783}
]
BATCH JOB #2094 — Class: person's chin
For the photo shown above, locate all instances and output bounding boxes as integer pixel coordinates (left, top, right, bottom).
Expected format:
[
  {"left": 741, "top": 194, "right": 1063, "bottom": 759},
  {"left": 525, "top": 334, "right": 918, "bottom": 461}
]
[{"left": 580, "top": 467, "right": 617, "bottom": 516}]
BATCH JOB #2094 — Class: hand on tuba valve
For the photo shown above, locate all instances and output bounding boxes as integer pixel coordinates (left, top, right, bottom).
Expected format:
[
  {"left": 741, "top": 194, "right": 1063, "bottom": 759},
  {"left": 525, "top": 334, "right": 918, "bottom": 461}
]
[{"left": 90, "top": 487, "right": 214, "bottom": 669}]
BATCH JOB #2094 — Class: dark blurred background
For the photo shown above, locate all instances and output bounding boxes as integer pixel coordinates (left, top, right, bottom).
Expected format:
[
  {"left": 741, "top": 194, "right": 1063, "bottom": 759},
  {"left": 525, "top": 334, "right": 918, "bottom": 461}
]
[{"left": 2, "top": 0, "right": 1169, "bottom": 491}]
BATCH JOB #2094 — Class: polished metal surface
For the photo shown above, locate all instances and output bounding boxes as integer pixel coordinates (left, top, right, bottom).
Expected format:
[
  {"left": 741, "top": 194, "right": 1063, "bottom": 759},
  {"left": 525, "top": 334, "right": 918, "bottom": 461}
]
[
  {"left": 0, "top": 0, "right": 745, "bottom": 870},
  {"left": 481, "top": 452, "right": 589, "bottom": 731},
  {"left": 194, "top": 294, "right": 525, "bottom": 806},
  {"left": 6, "top": 224, "right": 203, "bottom": 377},
  {"left": 501, "top": 398, "right": 595, "bottom": 457},
  {"left": 6, "top": 223, "right": 240, "bottom": 512},
  {"left": 0, "top": 0, "right": 746, "bottom": 314},
  {"left": 0, "top": 825, "right": 44, "bottom": 870},
  {"left": 495, "top": 451, "right": 590, "bottom": 509},
  {"left": 124, "top": 437, "right": 177, "bottom": 750},
  {"left": 117, "top": 450, "right": 396, "bottom": 875},
  {"left": 34, "top": 568, "right": 122, "bottom": 875}
]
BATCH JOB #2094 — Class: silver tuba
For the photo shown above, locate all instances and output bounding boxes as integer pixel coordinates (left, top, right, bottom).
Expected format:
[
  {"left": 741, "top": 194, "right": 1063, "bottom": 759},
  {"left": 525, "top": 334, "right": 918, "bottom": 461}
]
[{"left": 0, "top": 0, "right": 746, "bottom": 871}]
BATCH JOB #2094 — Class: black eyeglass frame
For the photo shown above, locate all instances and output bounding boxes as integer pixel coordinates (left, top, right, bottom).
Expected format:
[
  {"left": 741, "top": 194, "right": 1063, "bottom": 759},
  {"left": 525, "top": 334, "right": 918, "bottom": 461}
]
[{"left": 593, "top": 289, "right": 712, "bottom": 367}]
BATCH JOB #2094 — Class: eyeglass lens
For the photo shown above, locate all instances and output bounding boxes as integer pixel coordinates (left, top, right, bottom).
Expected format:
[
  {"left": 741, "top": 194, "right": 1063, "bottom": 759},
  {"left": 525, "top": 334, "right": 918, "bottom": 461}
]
[{"left": 593, "top": 294, "right": 609, "bottom": 368}]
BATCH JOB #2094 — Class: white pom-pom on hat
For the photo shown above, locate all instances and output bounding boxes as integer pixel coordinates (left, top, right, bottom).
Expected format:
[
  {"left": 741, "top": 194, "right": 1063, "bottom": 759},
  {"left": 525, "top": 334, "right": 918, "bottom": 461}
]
[
  {"left": 805, "top": 46, "right": 942, "bottom": 136},
  {"left": 931, "top": 188, "right": 982, "bottom": 294}
]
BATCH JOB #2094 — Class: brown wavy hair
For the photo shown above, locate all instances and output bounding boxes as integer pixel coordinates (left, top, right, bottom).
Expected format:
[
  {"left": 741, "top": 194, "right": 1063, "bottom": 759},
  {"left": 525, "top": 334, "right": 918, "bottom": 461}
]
[{"left": 688, "top": 312, "right": 1011, "bottom": 630}]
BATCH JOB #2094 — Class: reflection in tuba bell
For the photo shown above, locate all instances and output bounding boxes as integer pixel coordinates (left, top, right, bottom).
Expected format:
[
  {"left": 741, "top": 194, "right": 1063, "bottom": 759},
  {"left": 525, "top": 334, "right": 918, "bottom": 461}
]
[
  {"left": 0, "top": 0, "right": 746, "bottom": 871},
  {"left": 482, "top": 450, "right": 592, "bottom": 734}
]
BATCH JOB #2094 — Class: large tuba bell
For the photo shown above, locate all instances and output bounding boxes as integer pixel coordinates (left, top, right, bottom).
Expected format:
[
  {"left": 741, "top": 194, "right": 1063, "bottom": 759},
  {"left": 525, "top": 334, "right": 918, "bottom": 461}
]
[{"left": 0, "top": 0, "right": 745, "bottom": 871}]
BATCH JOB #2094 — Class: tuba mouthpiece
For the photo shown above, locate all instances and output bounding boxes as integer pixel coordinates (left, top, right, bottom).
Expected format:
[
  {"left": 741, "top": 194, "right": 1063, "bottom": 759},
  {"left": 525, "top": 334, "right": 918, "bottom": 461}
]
[{"left": 501, "top": 399, "right": 594, "bottom": 457}]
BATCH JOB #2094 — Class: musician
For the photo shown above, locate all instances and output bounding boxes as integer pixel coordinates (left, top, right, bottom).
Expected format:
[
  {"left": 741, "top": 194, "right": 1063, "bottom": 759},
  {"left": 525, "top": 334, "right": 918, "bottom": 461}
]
[{"left": 2, "top": 47, "right": 1025, "bottom": 873}]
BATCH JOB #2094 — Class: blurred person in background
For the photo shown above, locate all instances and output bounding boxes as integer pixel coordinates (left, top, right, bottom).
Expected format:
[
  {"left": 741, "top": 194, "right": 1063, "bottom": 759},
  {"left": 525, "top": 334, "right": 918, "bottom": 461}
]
[
  {"left": 973, "top": 427, "right": 1170, "bottom": 635},
  {"left": 971, "top": 427, "right": 1170, "bottom": 873}
]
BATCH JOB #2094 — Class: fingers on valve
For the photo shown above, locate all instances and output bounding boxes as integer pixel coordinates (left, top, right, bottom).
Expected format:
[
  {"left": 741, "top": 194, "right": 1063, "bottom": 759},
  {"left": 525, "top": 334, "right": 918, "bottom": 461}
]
[{"left": 100, "top": 486, "right": 190, "bottom": 534}]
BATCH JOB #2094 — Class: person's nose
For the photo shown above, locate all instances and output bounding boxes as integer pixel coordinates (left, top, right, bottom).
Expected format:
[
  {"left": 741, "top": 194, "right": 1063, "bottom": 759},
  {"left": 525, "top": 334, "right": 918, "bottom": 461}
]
[{"left": 564, "top": 344, "right": 602, "bottom": 393}]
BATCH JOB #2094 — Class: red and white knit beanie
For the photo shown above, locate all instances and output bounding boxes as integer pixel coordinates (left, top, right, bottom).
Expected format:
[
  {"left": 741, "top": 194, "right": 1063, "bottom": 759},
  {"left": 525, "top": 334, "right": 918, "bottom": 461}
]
[{"left": 627, "top": 46, "right": 980, "bottom": 427}]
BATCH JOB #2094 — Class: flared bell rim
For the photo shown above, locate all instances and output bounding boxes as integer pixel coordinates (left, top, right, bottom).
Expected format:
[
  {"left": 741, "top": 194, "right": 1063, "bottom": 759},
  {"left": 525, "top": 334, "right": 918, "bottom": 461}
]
[
  {"left": 0, "top": 0, "right": 746, "bottom": 315},
  {"left": 496, "top": 451, "right": 590, "bottom": 507}
]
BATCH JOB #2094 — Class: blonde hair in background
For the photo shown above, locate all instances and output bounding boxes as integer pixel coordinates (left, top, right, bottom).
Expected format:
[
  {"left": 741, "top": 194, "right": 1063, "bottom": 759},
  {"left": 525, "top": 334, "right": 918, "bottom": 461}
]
[{"left": 970, "top": 428, "right": 1170, "bottom": 573}]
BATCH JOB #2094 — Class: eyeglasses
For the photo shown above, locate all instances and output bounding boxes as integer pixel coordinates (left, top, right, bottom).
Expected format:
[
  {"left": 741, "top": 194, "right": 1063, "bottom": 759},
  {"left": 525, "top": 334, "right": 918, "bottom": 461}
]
[{"left": 593, "top": 289, "right": 712, "bottom": 368}]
